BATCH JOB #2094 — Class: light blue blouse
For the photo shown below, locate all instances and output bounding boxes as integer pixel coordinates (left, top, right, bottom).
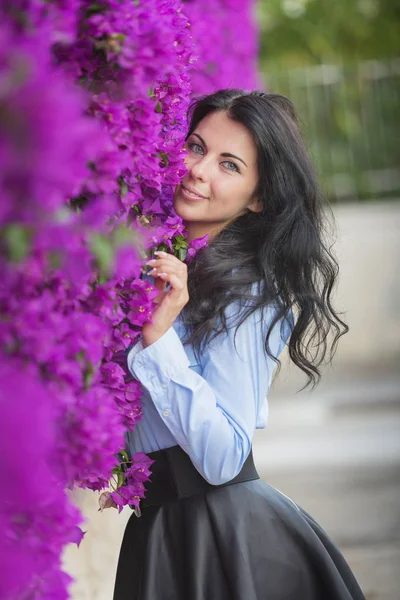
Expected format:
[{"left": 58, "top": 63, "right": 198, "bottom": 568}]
[{"left": 126, "top": 281, "right": 291, "bottom": 485}]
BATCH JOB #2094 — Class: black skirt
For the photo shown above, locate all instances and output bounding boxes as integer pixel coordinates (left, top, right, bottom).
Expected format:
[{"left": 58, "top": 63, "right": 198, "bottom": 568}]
[{"left": 113, "top": 446, "right": 365, "bottom": 600}]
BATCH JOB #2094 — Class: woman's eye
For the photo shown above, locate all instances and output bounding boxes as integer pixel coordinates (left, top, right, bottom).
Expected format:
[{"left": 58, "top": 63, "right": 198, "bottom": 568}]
[
  {"left": 188, "top": 142, "right": 203, "bottom": 154},
  {"left": 222, "top": 161, "right": 240, "bottom": 173}
]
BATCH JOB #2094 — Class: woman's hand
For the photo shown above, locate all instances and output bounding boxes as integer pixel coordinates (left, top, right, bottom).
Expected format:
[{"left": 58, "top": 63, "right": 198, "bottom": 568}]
[{"left": 142, "top": 251, "right": 189, "bottom": 348}]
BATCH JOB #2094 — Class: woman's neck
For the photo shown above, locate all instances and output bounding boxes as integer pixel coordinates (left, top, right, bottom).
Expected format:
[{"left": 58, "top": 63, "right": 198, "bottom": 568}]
[{"left": 184, "top": 222, "right": 219, "bottom": 243}]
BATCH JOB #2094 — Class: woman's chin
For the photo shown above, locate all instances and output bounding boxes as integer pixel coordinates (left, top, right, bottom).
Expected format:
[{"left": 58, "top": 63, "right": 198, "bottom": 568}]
[{"left": 173, "top": 193, "right": 201, "bottom": 219}]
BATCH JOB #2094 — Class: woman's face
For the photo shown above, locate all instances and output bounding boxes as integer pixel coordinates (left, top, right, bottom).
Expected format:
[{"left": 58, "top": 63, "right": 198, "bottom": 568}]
[{"left": 173, "top": 110, "right": 260, "bottom": 241}]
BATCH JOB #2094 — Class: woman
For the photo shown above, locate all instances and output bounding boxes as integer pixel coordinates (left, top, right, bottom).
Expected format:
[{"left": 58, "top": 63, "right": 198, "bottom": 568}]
[{"left": 113, "top": 90, "right": 365, "bottom": 600}]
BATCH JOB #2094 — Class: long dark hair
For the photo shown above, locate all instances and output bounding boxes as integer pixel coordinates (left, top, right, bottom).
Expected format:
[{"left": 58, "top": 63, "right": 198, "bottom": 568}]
[{"left": 180, "top": 89, "right": 348, "bottom": 388}]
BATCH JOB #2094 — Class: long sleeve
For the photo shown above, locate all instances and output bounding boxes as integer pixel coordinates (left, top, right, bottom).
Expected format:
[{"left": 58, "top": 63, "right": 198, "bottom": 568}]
[{"left": 127, "top": 302, "right": 291, "bottom": 485}]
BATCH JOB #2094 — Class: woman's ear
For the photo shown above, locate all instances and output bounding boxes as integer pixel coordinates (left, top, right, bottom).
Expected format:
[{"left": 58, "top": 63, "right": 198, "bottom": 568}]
[{"left": 247, "top": 197, "right": 263, "bottom": 213}]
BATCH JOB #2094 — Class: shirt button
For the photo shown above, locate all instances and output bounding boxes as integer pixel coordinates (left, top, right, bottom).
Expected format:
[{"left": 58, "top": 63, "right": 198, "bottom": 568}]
[{"left": 162, "top": 410, "right": 170, "bottom": 417}]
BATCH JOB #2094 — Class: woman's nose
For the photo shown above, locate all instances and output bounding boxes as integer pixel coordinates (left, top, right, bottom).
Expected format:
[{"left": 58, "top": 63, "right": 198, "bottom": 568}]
[{"left": 189, "top": 156, "right": 210, "bottom": 181}]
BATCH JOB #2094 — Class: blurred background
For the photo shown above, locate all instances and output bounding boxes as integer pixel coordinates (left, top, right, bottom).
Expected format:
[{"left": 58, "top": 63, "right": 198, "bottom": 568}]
[
  {"left": 258, "top": 3, "right": 400, "bottom": 599},
  {"left": 63, "top": 1, "right": 400, "bottom": 598},
  {"left": 258, "top": 0, "right": 400, "bottom": 203}
]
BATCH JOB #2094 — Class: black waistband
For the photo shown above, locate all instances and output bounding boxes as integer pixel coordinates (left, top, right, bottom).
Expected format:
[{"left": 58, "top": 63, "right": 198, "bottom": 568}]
[{"left": 130, "top": 445, "right": 259, "bottom": 513}]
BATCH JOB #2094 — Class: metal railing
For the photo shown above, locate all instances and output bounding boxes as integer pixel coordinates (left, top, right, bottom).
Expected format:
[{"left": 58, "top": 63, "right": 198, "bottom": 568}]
[{"left": 264, "top": 58, "right": 400, "bottom": 202}]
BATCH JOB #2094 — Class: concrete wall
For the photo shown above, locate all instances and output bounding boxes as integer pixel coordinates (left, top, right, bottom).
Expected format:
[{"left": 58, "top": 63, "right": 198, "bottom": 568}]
[
  {"left": 62, "top": 489, "right": 130, "bottom": 600},
  {"left": 62, "top": 200, "right": 400, "bottom": 599},
  {"left": 332, "top": 200, "right": 400, "bottom": 368}
]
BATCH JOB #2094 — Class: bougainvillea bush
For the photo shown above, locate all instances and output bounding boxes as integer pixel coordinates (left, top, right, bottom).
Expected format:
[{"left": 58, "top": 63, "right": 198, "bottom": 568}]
[{"left": 0, "top": 1, "right": 259, "bottom": 598}]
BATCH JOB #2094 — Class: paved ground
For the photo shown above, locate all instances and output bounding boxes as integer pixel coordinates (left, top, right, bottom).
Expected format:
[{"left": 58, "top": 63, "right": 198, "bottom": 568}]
[{"left": 252, "top": 374, "right": 400, "bottom": 600}]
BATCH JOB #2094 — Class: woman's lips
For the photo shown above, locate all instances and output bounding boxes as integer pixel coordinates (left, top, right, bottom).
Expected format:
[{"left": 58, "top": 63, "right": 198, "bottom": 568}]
[{"left": 181, "top": 184, "right": 208, "bottom": 201}]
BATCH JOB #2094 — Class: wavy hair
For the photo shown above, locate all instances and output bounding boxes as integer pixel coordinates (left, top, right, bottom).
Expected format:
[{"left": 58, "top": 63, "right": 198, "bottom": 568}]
[{"left": 180, "top": 89, "right": 348, "bottom": 388}]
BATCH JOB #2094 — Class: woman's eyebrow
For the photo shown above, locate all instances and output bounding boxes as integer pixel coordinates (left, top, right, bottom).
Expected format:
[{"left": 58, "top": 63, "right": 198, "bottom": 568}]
[
  {"left": 191, "top": 132, "right": 248, "bottom": 167},
  {"left": 221, "top": 152, "right": 247, "bottom": 168}
]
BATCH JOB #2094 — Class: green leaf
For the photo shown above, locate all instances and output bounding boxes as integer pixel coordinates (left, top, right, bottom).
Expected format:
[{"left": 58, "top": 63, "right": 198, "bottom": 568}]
[
  {"left": 89, "top": 233, "right": 114, "bottom": 276},
  {"left": 132, "top": 204, "right": 141, "bottom": 215},
  {"left": 120, "top": 179, "right": 128, "bottom": 198},
  {"left": 157, "top": 242, "right": 170, "bottom": 254},
  {"left": 119, "top": 449, "right": 130, "bottom": 462},
  {"left": 155, "top": 101, "right": 163, "bottom": 114},
  {"left": 85, "top": 3, "right": 105, "bottom": 18},
  {"left": 83, "top": 361, "right": 95, "bottom": 390},
  {"left": 113, "top": 33, "right": 126, "bottom": 43},
  {"left": 49, "top": 251, "right": 62, "bottom": 270},
  {"left": 173, "top": 236, "right": 188, "bottom": 253},
  {"left": 113, "top": 224, "right": 134, "bottom": 246},
  {"left": 75, "top": 350, "right": 85, "bottom": 363},
  {"left": 159, "top": 151, "right": 169, "bottom": 166},
  {"left": 178, "top": 247, "right": 188, "bottom": 261},
  {"left": 3, "top": 224, "right": 32, "bottom": 262}
]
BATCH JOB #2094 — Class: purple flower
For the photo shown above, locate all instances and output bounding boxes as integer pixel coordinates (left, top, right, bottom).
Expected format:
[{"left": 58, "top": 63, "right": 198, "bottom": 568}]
[
  {"left": 98, "top": 491, "right": 118, "bottom": 512},
  {"left": 186, "top": 233, "right": 209, "bottom": 262},
  {"left": 0, "top": 31, "right": 103, "bottom": 225},
  {"left": 0, "top": 359, "right": 83, "bottom": 599},
  {"left": 0, "top": 0, "right": 260, "bottom": 595}
]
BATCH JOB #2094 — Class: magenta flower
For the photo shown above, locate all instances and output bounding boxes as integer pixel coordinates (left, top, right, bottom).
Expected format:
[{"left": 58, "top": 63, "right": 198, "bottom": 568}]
[{"left": 0, "top": 0, "right": 259, "bottom": 596}]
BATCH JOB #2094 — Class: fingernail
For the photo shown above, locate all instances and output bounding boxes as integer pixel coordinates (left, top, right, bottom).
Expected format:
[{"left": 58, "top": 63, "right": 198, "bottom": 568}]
[
  {"left": 154, "top": 250, "right": 167, "bottom": 256},
  {"left": 148, "top": 268, "right": 158, "bottom": 275},
  {"left": 147, "top": 259, "right": 157, "bottom": 265}
]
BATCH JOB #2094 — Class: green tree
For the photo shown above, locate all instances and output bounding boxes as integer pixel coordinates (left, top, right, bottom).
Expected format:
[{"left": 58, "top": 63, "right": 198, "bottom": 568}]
[
  {"left": 257, "top": 1, "right": 400, "bottom": 201},
  {"left": 258, "top": 0, "right": 400, "bottom": 69}
]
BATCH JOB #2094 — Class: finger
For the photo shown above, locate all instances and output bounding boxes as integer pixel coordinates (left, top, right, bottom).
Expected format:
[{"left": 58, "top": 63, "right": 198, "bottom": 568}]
[
  {"left": 149, "top": 251, "right": 187, "bottom": 263},
  {"left": 148, "top": 259, "right": 182, "bottom": 273},
  {"left": 151, "top": 275, "right": 168, "bottom": 304},
  {"left": 148, "top": 264, "right": 185, "bottom": 277},
  {"left": 148, "top": 262, "right": 187, "bottom": 278},
  {"left": 157, "top": 272, "right": 185, "bottom": 292},
  {"left": 153, "top": 250, "right": 173, "bottom": 259},
  {"left": 154, "top": 251, "right": 186, "bottom": 266}
]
